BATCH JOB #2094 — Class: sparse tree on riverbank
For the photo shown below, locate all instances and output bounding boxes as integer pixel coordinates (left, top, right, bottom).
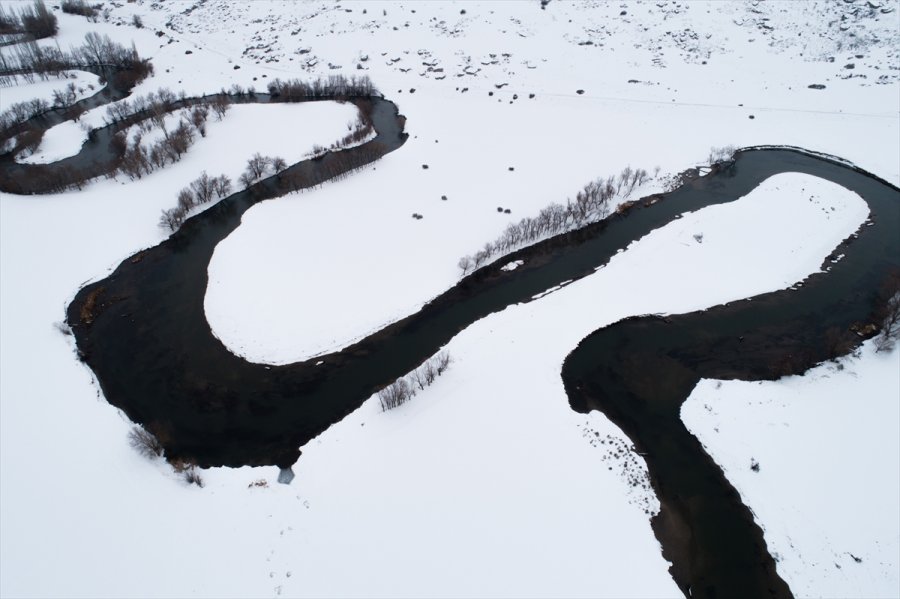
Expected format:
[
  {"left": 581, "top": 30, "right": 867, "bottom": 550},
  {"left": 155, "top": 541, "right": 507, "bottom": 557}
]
[
  {"left": 128, "top": 425, "right": 163, "bottom": 458},
  {"left": 379, "top": 350, "right": 452, "bottom": 411},
  {"left": 457, "top": 166, "right": 654, "bottom": 275}
]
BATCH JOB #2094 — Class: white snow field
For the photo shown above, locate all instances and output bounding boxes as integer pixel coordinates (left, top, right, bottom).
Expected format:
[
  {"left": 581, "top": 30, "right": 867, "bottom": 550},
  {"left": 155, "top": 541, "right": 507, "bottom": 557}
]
[
  {"left": 0, "top": 69, "right": 100, "bottom": 109},
  {"left": 683, "top": 339, "right": 900, "bottom": 599},
  {"left": 1, "top": 1, "right": 899, "bottom": 598}
]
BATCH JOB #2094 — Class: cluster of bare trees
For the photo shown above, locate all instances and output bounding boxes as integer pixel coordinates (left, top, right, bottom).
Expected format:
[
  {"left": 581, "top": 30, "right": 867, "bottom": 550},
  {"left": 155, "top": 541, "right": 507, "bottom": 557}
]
[
  {"left": 61, "top": 0, "right": 100, "bottom": 19},
  {"left": 159, "top": 171, "right": 232, "bottom": 232},
  {"left": 109, "top": 94, "right": 216, "bottom": 181},
  {"left": 266, "top": 74, "right": 377, "bottom": 101},
  {"left": 0, "top": 162, "right": 89, "bottom": 193},
  {"left": 283, "top": 140, "right": 388, "bottom": 193},
  {"left": 14, "top": 126, "right": 43, "bottom": 157},
  {"left": 335, "top": 105, "right": 375, "bottom": 148},
  {"left": 0, "top": 97, "right": 49, "bottom": 136},
  {"left": 237, "top": 153, "right": 287, "bottom": 188},
  {"left": 103, "top": 88, "right": 178, "bottom": 125},
  {"left": 378, "top": 351, "right": 451, "bottom": 411},
  {"left": 0, "top": 32, "right": 152, "bottom": 80},
  {"left": 0, "top": 0, "right": 57, "bottom": 40},
  {"left": 0, "top": 80, "right": 91, "bottom": 139},
  {"left": 113, "top": 120, "right": 196, "bottom": 181},
  {"left": 0, "top": 33, "right": 153, "bottom": 136},
  {"left": 458, "top": 166, "right": 653, "bottom": 275},
  {"left": 101, "top": 89, "right": 223, "bottom": 133}
]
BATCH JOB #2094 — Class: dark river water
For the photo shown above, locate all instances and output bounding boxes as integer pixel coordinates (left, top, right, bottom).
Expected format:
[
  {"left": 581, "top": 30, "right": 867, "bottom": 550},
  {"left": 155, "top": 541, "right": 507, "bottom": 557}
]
[
  {"left": 3, "top": 78, "right": 895, "bottom": 599},
  {"left": 562, "top": 152, "right": 899, "bottom": 597}
]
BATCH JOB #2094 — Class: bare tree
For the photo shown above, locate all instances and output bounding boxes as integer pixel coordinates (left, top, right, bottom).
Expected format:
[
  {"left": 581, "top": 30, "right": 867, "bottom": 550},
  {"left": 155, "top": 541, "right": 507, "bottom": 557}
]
[
  {"left": 159, "top": 207, "right": 183, "bottom": 231},
  {"left": 435, "top": 351, "right": 451, "bottom": 375},
  {"left": 213, "top": 174, "right": 232, "bottom": 198},
  {"left": 128, "top": 425, "right": 163, "bottom": 458},
  {"left": 378, "top": 378, "right": 412, "bottom": 411},
  {"left": 176, "top": 187, "right": 195, "bottom": 212},
  {"left": 245, "top": 152, "right": 270, "bottom": 181},
  {"left": 190, "top": 171, "right": 216, "bottom": 204},
  {"left": 271, "top": 156, "right": 288, "bottom": 175},
  {"left": 458, "top": 255, "right": 474, "bottom": 275},
  {"left": 238, "top": 172, "right": 255, "bottom": 190},
  {"left": 190, "top": 105, "right": 208, "bottom": 136},
  {"left": 209, "top": 95, "right": 231, "bottom": 120}
]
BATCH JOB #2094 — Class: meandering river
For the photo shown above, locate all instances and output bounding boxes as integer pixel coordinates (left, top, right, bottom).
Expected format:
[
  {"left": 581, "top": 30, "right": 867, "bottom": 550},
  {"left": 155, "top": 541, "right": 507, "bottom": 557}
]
[{"left": 3, "top": 81, "right": 896, "bottom": 599}]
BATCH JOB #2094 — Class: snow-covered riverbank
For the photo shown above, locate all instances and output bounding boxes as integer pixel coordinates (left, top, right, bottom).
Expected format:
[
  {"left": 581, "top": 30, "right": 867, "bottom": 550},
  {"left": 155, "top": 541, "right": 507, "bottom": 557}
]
[{"left": 1, "top": 1, "right": 897, "bottom": 597}]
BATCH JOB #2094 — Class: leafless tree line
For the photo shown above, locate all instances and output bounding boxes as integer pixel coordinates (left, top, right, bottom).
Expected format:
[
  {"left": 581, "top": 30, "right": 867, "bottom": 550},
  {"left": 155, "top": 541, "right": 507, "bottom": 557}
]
[
  {"left": 159, "top": 171, "right": 233, "bottom": 232},
  {"left": 0, "top": 33, "right": 152, "bottom": 135},
  {"left": 306, "top": 117, "right": 374, "bottom": 162},
  {"left": 458, "top": 166, "right": 653, "bottom": 275},
  {"left": 112, "top": 120, "right": 196, "bottom": 180},
  {"left": 0, "top": 162, "right": 91, "bottom": 194},
  {"left": 378, "top": 351, "right": 452, "bottom": 411},
  {"left": 102, "top": 87, "right": 181, "bottom": 126},
  {"left": 237, "top": 152, "right": 287, "bottom": 189},
  {"left": 0, "top": 32, "right": 152, "bottom": 80},
  {"left": 290, "top": 141, "right": 390, "bottom": 191},
  {"left": 266, "top": 74, "right": 377, "bottom": 101},
  {"left": 159, "top": 137, "right": 387, "bottom": 232},
  {"left": 0, "top": 0, "right": 57, "bottom": 40}
]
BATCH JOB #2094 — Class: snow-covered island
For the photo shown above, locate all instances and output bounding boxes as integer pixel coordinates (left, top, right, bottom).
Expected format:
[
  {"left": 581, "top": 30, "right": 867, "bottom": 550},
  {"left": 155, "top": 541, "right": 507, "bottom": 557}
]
[{"left": 1, "top": 1, "right": 898, "bottom": 598}]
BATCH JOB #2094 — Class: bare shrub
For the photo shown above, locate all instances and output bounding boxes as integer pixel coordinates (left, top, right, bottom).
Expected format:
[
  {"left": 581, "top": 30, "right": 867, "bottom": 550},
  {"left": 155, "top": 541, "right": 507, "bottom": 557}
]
[
  {"left": 874, "top": 271, "right": 900, "bottom": 352},
  {"left": 378, "top": 378, "right": 412, "bottom": 411},
  {"left": 128, "top": 425, "right": 163, "bottom": 458},
  {"left": 209, "top": 94, "right": 231, "bottom": 120},
  {"left": 435, "top": 350, "right": 451, "bottom": 375},
  {"left": 271, "top": 156, "right": 287, "bottom": 175},
  {"left": 61, "top": 0, "right": 98, "bottom": 19},
  {"left": 183, "top": 466, "right": 204, "bottom": 487},
  {"left": 457, "top": 168, "right": 654, "bottom": 275},
  {"left": 159, "top": 207, "right": 184, "bottom": 231},
  {"left": 190, "top": 105, "right": 208, "bottom": 136}
]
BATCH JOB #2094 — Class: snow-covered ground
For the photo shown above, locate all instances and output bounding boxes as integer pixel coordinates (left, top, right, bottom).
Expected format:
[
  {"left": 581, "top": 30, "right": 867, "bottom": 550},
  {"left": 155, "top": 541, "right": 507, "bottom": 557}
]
[
  {"left": 0, "top": 69, "right": 100, "bottom": 109},
  {"left": 682, "top": 340, "right": 900, "bottom": 598},
  {"left": 1, "top": 2, "right": 898, "bottom": 598}
]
